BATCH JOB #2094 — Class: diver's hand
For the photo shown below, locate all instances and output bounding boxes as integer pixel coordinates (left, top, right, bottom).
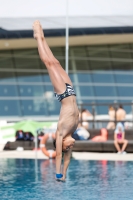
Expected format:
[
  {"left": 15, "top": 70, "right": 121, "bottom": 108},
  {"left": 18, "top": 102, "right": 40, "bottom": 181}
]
[
  {"left": 55, "top": 174, "right": 66, "bottom": 182},
  {"left": 60, "top": 174, "right": 66, "bottom": 181},
  {"left": 55, "top": 174, "right": 63, "bottom": 181}
]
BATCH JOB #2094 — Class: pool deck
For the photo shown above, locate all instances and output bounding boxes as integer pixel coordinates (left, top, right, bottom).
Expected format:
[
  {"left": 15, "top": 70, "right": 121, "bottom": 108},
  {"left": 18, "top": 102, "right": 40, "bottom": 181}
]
[{"left": 0, "top": 150, "right": 133, "bottom": 161}]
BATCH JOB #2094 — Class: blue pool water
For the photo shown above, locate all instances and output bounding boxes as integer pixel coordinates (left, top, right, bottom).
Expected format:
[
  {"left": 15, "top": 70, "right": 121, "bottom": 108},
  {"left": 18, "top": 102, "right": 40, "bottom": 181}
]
[{"left": 0, "top": 159, "right": 133, "bottom": 200}]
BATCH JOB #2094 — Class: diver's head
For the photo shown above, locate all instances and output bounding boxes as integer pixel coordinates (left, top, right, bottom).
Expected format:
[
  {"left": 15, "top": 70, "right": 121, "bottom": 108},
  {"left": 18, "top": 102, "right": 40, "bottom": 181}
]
[
  {"left": 62, "top": 136, "right": 75, "bottom": 152},
  {"left": 53, "top": 136, "right": 75, "bottom": 152}
]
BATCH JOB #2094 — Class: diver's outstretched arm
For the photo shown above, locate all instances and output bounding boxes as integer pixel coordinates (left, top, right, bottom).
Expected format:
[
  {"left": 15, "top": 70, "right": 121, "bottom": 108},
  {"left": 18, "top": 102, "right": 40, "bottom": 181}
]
[
  {"left": 61, "top": 149, "right": 72, "bottom": 180},
  {"left": 55, "top": 131, "right": 63, "bottom": 176}
]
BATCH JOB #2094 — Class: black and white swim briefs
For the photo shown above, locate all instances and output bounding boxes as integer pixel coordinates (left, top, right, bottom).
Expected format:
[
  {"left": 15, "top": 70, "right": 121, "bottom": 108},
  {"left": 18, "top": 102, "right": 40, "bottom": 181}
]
[{"left": 54, "top": 83, "right": 76, "bottom": 102}]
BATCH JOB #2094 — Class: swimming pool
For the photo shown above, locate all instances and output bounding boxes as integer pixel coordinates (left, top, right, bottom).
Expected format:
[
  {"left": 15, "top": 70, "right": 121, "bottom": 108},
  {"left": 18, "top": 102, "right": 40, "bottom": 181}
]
[{"left": 0, "top": 159, "right": 132, "bottom": 200}]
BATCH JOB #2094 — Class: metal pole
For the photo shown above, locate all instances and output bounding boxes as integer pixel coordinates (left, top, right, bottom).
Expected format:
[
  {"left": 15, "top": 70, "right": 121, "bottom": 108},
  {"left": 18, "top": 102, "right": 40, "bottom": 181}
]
[
  {"left": 131, "top": 101, "right": 133, "bottom": 127},
  {"left": 35, "top": 131, "right": 38, "bottom": 182},
  {"left": 92, "top": 102, "right": 95, "bottom": 129},
  {"left": 65, "top": 0, "right": 69, "bottom": 74},
  {"left": 35, "top": 132, "right": 38, "bottom": 159}
]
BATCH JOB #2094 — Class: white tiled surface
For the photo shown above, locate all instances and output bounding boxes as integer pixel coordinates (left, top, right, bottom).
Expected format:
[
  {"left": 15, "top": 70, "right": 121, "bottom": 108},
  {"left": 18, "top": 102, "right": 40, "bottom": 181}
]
[{"left": 0, "top": 150, "right": 133, "bottom": 161}]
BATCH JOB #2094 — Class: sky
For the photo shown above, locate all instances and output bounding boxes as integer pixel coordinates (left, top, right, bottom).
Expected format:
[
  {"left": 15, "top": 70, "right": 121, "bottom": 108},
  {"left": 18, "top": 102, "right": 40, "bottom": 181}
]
[{"left": 0, "top": 0, "right": 133, "bottom": 18}]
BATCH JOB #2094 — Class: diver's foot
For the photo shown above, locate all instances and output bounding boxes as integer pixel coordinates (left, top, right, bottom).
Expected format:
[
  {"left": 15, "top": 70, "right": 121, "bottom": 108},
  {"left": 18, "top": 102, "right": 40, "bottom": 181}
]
[{"left": 33, "top": 20, "right": 42, "bottom": 40}]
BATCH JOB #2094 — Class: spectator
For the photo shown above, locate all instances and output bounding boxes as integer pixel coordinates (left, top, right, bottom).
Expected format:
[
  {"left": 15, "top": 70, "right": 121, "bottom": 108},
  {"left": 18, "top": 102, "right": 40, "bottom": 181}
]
[
  {"left": 73, "top": 123, "right": 90, "bottom": 140},
  {"left": 116, "top": 104, "right": 126, "bottom": 127},
  {"left": 79, "top": 108, "right": 92, "bottom": 130},
  {"left": 16, "top": 130, "right": 25, "bottom": 141},
  {"left": 107, "top": 105, "right": 115, "bottom": 129},
  {"left": 114, "top": 122, "right": 128, "bottom": 154},
  {"left": 91, "top": 128, "right": 108, "bottom": 142},
  {"left": 24, "top": 132, "right": 34, "bottom": 141},
  {"left": 37, "top": 129, "right": 45, "bottom": 147}
]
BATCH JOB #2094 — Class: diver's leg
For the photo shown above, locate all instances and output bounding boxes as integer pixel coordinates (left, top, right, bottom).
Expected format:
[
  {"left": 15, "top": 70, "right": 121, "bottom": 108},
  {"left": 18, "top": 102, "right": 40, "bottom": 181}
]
[
  {"left": 40, "top": 24, "right": 73, "bottom": 86},
  {"left": 33, "top": 21, "right": 66, "bottom": 177},
  {"left": 33, "top": 21, "right": 66, "bottom": 94}
]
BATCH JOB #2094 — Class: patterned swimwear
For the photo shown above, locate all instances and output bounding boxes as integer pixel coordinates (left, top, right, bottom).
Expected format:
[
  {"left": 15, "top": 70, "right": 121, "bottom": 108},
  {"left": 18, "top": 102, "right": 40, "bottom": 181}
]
[{"left": 54, "top": 83, "right": 76, "bottom": 102}]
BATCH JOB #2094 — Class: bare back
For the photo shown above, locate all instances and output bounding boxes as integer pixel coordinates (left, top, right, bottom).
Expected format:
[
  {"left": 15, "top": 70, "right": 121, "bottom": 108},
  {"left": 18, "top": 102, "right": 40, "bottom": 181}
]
[
  {"left": 116, "top": 109, "right": 126, "bottom": 121},
  {"left": 57, "top": 96, "right": 79, "bottom": 138}
]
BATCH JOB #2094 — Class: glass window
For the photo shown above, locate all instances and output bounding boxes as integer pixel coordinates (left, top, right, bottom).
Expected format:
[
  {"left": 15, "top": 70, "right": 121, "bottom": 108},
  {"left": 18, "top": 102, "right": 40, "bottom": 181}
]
[
  {"left": 1, "top": 45, "right": 133, "bottom": 118},
  {"left": 130, "top": 43, "right": 133, "bottom": 59},
  {"left": 77, "top": 99, "right": 95, "bottom": 114},
  {"left": 42, "top": 72, "right": 51, "bottom": 82},
  {"left": 20, "top": 100, "right": 47, "bottom": 116},
  {"left": 0, "top": 100, "right": 21, "bottom": 116},
  {"left": 0, "top": 72, "right": 16, "bottom": 82},
  {"left": 51, "top": 47, "right": 65, "bottom": 69},
  {"left": 17, "top": 73, "right": 43, "bottom": 83},
  {"left": 13, "top": 49, "right": 40, "bottom": 69},
  {"left": 0, "top": 50, "right": 14, "bottom": 69},
  {"left": 18, "top": 85, "right": 44, "bottom": 97},
  {"left": 87, "top": 45, "right": 112, "bottom": 70},
  {"left": 70, "top": 59, "right": 89, "bottom": 71},
  {"left": 94, "top": 86, "right": 117, "bottom": 96},
  {"left": 114, "top": 73, "right": 133, "bottom": 83},
  {"left": 77, "top": 86, "right": 94, "bottom": 97},
  {"left": 110, "top": 44, "right": 132, "bottom": 59},
  {"left": 87, "top": 46, "right": 110, "bottom": 58},
  {"left": 96, "top": 100, "right": 114, "bottom": 115},
  {"left": 51, "top": 47, "right": 65, "bottom": 58},
  {"left": 46, "top": 100, "right": 60, "bottom": 115},
  {"left": 70, "top": 47, "right": 90, "bottom": 71},
  {"left": 117, "top": 86, "right": 133, "bottom": 96},
  {"left": 69, "top": 73, "right": 92, "bottom": 83},
  {"left": 70, "top": 46, "right": 87, "bottom": 57},
  {"left": 90, "top": 60, "right": 111, "bottom": 70},
  {"left": 110, "top": 44, "right": 133, "bottom": 69},
  {"left": 91, "top": 72, "right": 114, "bottom": 83},
  {"left": 112, "top": 61, "right": 133, "bottom": 70},
  {"left": 69, "top": 73, "right": 76, "bottom": 83},
  {"left": 0, "top": 85, "right": 18, "bottom": 96},
  {"left": 77, "top": 73, "right": 92, "bottom": 83},
  {"left": 44, "top": 85, "right": 53, "bottom": 92}
]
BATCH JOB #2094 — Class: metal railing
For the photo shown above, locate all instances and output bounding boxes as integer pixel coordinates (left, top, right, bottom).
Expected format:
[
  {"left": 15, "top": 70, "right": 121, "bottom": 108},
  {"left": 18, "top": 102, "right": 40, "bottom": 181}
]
[{"left": 78, "top": 102, "right": 133, "bottom": 129}]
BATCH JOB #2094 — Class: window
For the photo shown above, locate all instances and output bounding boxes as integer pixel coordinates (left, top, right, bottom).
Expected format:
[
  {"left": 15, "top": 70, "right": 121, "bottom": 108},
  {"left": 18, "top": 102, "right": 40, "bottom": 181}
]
[
  {"left": 94, "top": 86, "right": 117, "bottom": 97},
  {"left": 117, "top": 86, "right": 133, "bottom": 97},
  {"left": 77, "top": 86, "right": 94, "bottom": 97},
  {"left": 20, "top": 100, "right": 47, "bottom": 116},
  {"left": 114, "top": 73, "right": 133, "bottom": 83},
  {"left": 0, "top": 85, "right": 18, "bottom": 96},
  {"left": 91, "top": 72, "right": 114, "bottom": 83},
  {"left": 18, "top": 85, "right": 44, "bottom": 97},
  {"left": 0, "top": 100, "right": 21, "bottom": 116},
  {"left": 0, "top": 45, "right": 133, "bottom": 116}
]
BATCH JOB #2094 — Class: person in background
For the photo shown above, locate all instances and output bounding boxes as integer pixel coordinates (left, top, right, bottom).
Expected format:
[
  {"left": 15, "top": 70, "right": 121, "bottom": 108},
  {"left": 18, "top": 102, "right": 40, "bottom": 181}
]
[
  {"left": 37, "top": 128, "right": 45, "bottom": 147},
  {"left": 16, "top": 130, "right": 25, "bottom": 141},
  {"left": 114, "top": 122, "right": 128, "bottom": 154},
  {"left": 79, "top": 108, "right": 92, "bottom": 130},
  {"left": 106, "top": 105, "right": 115, "bottom": 129},
  {"left": 91, "top": 128, "right": 108, "bottom": 142},
  {"left": 116, "top": 104, "right": 126, "bottom": 127},
  {"left": 24, "top": 132, "right": 34, "bottom": 141},
  {"left": 73, "top": 123, "right": 90, "bottom": 140}
]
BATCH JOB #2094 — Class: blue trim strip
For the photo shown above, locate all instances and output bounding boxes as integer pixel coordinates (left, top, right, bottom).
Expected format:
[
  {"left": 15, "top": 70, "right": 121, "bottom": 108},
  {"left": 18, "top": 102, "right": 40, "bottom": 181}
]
[{"left": 0, "top": 26, "right": 133, "bottom": 39}]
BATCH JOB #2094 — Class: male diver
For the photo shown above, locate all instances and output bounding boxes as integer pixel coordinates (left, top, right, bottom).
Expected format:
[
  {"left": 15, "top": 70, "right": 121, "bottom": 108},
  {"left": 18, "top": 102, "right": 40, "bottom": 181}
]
[{"left": 33, "top": 21, "right": 79, "bottom": 181}]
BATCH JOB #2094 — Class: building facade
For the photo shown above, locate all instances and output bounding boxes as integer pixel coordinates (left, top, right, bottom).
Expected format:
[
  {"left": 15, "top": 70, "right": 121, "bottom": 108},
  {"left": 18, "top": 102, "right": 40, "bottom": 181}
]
[{"left": 0, "top": 0, "right": 133, "bottom": 120}]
